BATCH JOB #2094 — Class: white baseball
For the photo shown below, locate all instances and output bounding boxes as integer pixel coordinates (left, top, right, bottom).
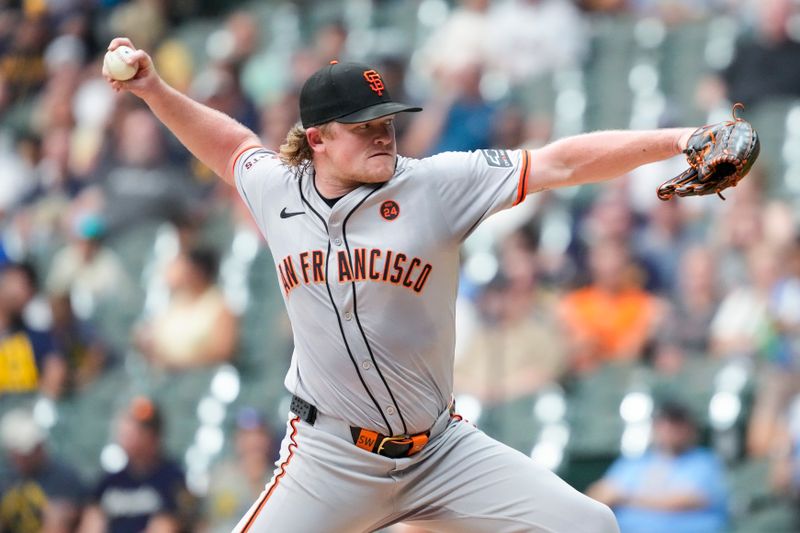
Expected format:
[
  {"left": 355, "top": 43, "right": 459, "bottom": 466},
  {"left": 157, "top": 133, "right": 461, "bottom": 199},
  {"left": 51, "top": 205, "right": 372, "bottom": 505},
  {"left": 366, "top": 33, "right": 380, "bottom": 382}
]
[{"left": 104, "top": 45, "right": 138, "bottom": 81}]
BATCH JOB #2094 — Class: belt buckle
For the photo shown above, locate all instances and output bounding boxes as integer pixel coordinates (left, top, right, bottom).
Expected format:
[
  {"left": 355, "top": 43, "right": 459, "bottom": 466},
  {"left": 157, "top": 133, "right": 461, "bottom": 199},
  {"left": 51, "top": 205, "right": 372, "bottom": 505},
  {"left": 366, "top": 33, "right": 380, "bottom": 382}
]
[
  {"left": 377, "top": 435, "right": 411, "bottom": 456},
  {"left": 377, "top": 433, "right": 428, "bottom": 457}
]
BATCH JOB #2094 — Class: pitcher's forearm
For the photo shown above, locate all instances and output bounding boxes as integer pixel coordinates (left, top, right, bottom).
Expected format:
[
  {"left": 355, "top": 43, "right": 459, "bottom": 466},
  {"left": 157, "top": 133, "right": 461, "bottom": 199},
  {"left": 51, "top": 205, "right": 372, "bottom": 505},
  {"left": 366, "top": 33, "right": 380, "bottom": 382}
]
[
  {"left": 141, "top": 79, "right": 261, "bottom": 184},
  {"left": 530, "top": 128, "right": 694, "bottom": 192}
]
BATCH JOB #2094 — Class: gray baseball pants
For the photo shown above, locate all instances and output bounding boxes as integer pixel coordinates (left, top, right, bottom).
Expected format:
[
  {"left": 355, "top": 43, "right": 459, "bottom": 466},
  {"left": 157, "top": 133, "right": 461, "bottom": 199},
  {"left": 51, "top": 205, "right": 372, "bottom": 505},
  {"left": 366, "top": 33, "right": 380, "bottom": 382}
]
[{"left": 233, "top": 409, "right": 619, "bottom": 533}]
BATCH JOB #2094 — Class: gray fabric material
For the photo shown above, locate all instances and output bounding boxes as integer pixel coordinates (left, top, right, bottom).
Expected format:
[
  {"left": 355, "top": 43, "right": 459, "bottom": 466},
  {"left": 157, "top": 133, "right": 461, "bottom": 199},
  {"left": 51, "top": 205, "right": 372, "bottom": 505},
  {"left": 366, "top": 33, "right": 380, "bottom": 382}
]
[
  {"left": 234, "top": 416, "right": 619, "bottom": 533},
  {"left": 234, "top": 148, "right": 528, "bottom": 436}
]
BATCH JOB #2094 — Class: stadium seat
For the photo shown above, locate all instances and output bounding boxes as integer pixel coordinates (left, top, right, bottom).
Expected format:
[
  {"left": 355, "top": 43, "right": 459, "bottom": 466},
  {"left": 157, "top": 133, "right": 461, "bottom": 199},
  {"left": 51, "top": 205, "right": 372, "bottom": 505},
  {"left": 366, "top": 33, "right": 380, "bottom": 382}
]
[
  {"left": 660, "top": 19, "right": 715, "bottom": 125},
  {"left": 584, "top": 15, "right": 637, "bottom": 131},
  {"left": 746, "top": 99, "right": 799, "bottom": 194},
  {"left": 650, "top": 357, "right": 723, "bottom": 427},
  {"left": 565, "top": 362, "right": 642, "bottom": 456},
  {"left": 49, "top": 365, "right": 130, "bottom": 480},
  {"left": 728, "top": 458, "right": 798, "bottom": 533},
  {"left": 479, "top": 393, "right": 542, "bottom": 455},
  {"left": 106, "top": 220, "right": 164, "bottom": 283}
]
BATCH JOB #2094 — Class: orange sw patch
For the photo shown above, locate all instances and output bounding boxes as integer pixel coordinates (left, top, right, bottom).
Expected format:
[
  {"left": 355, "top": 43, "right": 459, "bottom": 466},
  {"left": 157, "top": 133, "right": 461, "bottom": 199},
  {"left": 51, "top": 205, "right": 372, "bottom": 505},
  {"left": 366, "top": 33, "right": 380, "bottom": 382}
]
[{"left": 355, "top": 429, "right": 379, "bottom": 452}]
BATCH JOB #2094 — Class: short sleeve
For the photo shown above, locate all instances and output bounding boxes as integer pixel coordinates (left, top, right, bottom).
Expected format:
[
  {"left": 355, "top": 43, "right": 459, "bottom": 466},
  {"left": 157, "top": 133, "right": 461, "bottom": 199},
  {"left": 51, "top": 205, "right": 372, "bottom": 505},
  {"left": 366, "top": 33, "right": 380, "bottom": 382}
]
[
  {"left": 423, "top": 149, "right": 531, "bottom": 241},
  {"left": 155, "top": 461, "right": 192, "bottom": 516},
  {"left": 232, "top": 146, "right": 283, "bottom": 237},
  {"left": 157, "top": 472, "right": 180, "bottom": 513},
  {"left": 26, "top": 328, "right": 61, "bottom": 366},
  {"left": 91, "top": 475, "right": 110, "bottom": 504}
]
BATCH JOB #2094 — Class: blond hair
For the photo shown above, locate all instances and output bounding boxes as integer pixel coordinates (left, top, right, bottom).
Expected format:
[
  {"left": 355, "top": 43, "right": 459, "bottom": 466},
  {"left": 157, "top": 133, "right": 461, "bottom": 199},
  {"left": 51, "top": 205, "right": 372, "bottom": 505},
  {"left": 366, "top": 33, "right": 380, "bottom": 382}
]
[{"left": 279, "top": 122, "right": 332, "bottom": 169}]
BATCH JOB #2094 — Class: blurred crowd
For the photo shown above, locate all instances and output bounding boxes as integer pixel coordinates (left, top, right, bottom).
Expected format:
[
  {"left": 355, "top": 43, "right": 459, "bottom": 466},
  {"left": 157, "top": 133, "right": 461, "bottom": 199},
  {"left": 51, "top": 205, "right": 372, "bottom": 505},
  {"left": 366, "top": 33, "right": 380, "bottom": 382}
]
[{"left": 2, "top": 0, "right": 800, "bottom": 532}]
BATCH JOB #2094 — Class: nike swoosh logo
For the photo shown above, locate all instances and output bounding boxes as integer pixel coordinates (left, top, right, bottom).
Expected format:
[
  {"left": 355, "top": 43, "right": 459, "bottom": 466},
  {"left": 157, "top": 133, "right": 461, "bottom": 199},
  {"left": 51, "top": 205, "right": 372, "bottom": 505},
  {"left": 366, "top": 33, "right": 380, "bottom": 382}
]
[{"left": 280, "top": 207, "right": 305, "bottom": 219}]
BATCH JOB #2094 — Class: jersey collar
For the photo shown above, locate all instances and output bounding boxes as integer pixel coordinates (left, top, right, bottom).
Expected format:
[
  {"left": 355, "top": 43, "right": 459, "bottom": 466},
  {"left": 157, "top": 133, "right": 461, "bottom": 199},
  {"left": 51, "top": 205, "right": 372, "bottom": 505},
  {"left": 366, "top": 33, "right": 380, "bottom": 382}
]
[{"left": 304, "top": 166, "right": 386, "bottom": 223}]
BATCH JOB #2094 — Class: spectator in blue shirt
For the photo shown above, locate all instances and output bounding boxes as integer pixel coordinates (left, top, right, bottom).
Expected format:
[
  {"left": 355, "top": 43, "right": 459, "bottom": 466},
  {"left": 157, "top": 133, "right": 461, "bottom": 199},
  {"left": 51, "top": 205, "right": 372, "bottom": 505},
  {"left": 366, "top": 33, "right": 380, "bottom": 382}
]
[
  {"left": 587, "top": 401, "right": 729, "bottom": 533},
  {"left": 78, "top": 396, "right": 197, "bottom": 533}
]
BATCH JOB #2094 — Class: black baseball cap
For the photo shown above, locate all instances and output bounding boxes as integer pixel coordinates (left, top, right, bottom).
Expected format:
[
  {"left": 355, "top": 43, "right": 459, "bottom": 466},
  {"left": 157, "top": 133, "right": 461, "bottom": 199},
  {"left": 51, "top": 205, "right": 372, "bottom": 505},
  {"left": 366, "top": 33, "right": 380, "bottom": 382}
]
[{"left": 299, "top": 61, "right": 422, "bottom": 128}]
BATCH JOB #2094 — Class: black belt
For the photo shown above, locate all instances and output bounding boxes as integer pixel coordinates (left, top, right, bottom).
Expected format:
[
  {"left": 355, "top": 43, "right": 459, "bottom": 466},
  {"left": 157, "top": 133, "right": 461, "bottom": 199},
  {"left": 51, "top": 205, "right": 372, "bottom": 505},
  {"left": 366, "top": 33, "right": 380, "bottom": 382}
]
[{"left": 290, "top": 395, "right": 430, "bottom": 459}]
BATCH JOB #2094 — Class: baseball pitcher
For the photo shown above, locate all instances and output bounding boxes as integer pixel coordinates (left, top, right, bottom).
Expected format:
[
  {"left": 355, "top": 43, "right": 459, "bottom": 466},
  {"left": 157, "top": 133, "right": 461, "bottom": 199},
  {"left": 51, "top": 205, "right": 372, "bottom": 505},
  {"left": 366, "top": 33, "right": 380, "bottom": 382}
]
[{"left": 102, "top": 35, "right": 757, "bottom": 533}]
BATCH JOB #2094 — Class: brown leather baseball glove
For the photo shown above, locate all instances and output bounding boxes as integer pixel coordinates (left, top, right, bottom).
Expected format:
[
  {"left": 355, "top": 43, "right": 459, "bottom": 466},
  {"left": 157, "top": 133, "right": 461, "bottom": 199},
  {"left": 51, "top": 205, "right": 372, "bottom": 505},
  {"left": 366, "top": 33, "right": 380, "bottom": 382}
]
[{"left": 657, "top": 103, "right": 760, "bottom": 201}]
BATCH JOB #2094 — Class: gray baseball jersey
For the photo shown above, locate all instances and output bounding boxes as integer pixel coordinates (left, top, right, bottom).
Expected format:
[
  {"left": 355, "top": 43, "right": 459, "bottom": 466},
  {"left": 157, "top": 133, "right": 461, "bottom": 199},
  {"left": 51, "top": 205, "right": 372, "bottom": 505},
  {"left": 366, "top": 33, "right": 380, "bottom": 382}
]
[
  {"left": 231, "top": 147, "right": 619, "bottom": 533},
  {"left": 234, "top": 146, "right": 531, "bottom": 436}
]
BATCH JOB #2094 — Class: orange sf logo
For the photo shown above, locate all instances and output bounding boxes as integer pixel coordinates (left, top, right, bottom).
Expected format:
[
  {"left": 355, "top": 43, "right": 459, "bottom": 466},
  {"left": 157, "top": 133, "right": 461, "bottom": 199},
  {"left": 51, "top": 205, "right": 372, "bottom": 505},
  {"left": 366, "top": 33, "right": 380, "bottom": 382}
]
[{"left": 363, "top": 70, "right": 384, "bottom": 96}]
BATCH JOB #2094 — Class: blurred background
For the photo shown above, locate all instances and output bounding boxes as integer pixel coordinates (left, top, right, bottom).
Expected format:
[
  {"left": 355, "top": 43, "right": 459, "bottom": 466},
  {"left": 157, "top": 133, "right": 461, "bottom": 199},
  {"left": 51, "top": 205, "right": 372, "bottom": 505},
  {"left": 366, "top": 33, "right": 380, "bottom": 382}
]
[{"left": 1, "top": 0, "right": 800, "bottom": 531}]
